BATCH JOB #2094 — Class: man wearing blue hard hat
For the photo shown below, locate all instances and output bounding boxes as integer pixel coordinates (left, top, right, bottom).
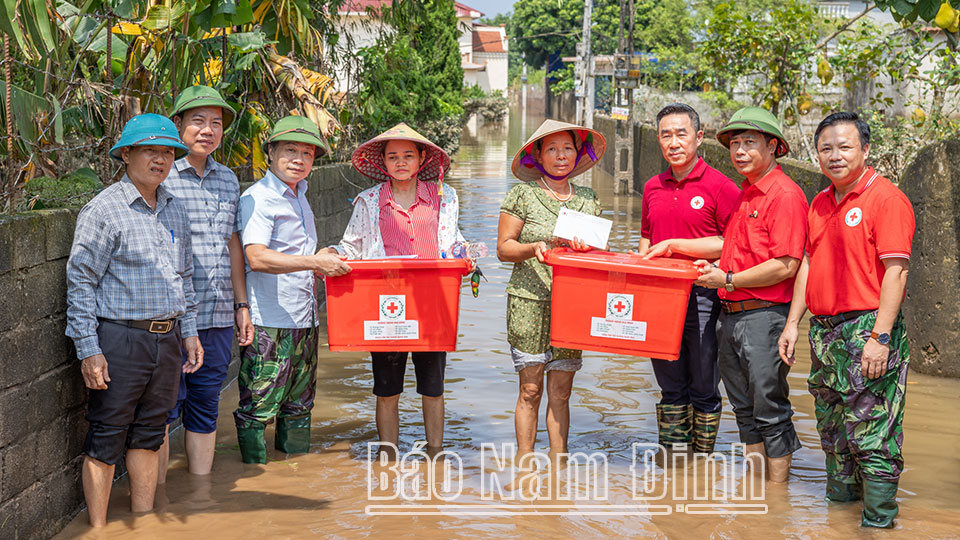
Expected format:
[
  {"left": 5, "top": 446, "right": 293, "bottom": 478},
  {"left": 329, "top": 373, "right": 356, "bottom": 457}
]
[{"left": 66, "top": 113, "right": 203, "bottom": 526}]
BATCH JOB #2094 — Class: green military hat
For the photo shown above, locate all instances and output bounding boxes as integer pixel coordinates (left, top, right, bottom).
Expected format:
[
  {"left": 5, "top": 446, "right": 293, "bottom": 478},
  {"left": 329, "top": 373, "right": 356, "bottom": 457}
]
[
  {"left": 716, "top": 106, "right": 790, "bottom": 158},
  {"left": 262, "top": 115, "right": 331, "bottom": 160},
  {"left": 169, "top": 85, "right": 236, "bottom": 129}
]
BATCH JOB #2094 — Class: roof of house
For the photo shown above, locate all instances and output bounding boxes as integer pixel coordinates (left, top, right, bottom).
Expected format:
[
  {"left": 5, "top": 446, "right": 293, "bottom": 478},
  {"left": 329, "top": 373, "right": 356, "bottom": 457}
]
[
  {"left": 338, "top": 0, "right": 483, "bottom": 18},
  {"left": 455, "top": 2, "right": 483, "bottom": 19},
  {"left": 473, "top": 28, "right": 506, "bottom": 53},
  {"left": 337, "top": 0, "right": 386, "bottom": 14}
]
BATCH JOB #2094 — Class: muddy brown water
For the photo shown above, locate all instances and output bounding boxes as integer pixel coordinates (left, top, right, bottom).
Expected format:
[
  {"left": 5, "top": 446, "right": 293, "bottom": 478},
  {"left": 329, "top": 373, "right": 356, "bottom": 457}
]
[{"left": 56, "top": 110, "right": 960, "bottom": 539}]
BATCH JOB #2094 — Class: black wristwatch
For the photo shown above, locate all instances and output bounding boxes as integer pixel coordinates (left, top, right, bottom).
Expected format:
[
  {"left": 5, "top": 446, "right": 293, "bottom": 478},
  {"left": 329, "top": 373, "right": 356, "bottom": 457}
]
[
  {"left": 234, "top": 302, "right": 249, "bottom": 311},
  {"left": 724, "top": 271, "right": 736, "bottom": 292},
  {"left": 870, "top": 331, "right": 891, "bottom": 345}
]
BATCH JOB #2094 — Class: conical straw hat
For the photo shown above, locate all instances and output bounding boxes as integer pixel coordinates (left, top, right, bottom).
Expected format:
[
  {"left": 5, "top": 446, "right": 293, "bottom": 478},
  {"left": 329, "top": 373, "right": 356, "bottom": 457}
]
[
  {"left": 511, "top": 119, "right": 607, "bottom": 182},
  {"left": 351, "top": 123, "right": 451, "bottom": 183}
]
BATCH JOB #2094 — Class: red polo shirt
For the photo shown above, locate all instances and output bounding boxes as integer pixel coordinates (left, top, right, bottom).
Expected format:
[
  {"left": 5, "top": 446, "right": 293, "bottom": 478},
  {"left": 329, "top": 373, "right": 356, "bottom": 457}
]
[
  {"left": 641, "top": 157, "right": 742, "bottom": 260},
  {"left": 718, "top": 165, "right": 808, "bottom": 303},
  {"left": 805, "top": 167, "right": 915, "bottom": 316},
  {"left": 379, "top": 180, "right": 440, "bottom": 258}
]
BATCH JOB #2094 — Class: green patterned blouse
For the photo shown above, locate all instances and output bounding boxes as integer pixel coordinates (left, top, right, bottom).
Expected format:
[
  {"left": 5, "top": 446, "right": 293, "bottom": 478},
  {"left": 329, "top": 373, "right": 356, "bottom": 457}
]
[{"left": 500, "top": 181, "right": 602, "bottom": 301}]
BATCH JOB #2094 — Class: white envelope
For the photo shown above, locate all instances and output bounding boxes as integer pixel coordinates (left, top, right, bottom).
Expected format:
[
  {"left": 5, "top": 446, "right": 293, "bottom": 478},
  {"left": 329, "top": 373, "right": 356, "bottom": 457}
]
[{"left": 552, "top": 207, "right": 612, "bottom": 249}]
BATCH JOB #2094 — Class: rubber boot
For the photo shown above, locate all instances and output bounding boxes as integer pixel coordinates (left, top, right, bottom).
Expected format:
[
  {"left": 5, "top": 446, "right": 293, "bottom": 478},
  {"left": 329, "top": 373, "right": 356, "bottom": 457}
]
[
  {"left": 656, "top": 404, "right": 693, "bottom": 449},
  {"left": 825, "top": 476, "right": 862, "bottom": 502},
  {"left": 861, "top": 478, "right": 899, "bottom": 528},
  {"left": 692, "top": 410, "right": 721, "bottom": 454},
  {"left": 275, "top": 415, "right": 312, "bottom": 454},
  {"left": 236, "top": 424, "right": 267, "bottom": 464}
]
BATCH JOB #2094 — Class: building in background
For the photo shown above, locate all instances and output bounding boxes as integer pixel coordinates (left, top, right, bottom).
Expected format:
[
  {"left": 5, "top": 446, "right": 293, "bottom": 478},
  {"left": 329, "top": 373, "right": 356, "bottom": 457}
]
[
  {"left": 332, "top": 1, "right": 507, "bottom": 95},
  {"left": 463, "top": 24, "right": 509, "bottom": 94}
]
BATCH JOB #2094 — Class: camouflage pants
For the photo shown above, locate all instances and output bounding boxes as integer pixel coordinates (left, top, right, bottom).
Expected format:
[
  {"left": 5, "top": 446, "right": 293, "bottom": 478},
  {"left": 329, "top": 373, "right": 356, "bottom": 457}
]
[
  {"left": 808, "top": 311, "right": 909, "bottom": 483},
  {"left": 233, "top": 325, "right": 319, "bottom": 430}
]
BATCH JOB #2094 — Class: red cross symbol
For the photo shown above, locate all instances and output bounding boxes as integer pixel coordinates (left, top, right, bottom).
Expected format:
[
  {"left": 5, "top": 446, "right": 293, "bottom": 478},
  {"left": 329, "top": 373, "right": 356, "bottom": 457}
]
[
  {"left": 614, "top": 301, "right": 627, "bottom": 313},
  {"left": 850, "top": 211, "right": 859, "bottom": 220},
  {"left": 387, "top": 302, "right": 399, "bottom": 314}
]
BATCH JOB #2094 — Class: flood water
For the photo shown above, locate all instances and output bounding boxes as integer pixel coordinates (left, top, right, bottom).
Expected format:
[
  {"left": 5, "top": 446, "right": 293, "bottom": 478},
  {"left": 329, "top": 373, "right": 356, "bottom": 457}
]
[{"left": 57, "top": 109, "right": 960, "bottom": 539}]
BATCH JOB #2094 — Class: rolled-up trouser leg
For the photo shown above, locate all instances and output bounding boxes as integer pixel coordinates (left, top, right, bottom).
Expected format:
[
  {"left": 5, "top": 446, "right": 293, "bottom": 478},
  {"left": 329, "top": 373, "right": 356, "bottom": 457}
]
[
  {"left": 717, "top": 306, "right": 801, "bottom": 459},
  {"left": 717, "top": 311, "right": 761, "bottom": 448},
  {"left": 85, "top": 320, "right": 182, "bottom": 464},
  {"left": 167, "top": 327, "right": 233, "bottom": 433}
]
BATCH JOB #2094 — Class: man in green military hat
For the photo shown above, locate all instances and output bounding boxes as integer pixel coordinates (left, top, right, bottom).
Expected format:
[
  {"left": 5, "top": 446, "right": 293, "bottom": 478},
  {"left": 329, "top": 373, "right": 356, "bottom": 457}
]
[
  {"left": 234, "top": 115, "right": 347, "bottom": 463},
  {"left": 645, "top": 107, "right": 808, "bottom": 483},
  {"left": 158, "top": 85, "right": 255, "bottom": 481}
]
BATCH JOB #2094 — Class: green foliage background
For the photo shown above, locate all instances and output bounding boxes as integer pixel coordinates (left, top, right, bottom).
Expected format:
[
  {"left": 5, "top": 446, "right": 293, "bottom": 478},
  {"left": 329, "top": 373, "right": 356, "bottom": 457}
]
[{"left": 354, "top": 0, "right": 465, "bottom": 155}]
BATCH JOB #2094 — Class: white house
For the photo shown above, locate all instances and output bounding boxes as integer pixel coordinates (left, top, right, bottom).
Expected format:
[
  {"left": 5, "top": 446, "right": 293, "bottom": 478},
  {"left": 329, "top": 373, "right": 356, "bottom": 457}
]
[{"left": 464, "top": 24, "right": 509, "bottom": 94}]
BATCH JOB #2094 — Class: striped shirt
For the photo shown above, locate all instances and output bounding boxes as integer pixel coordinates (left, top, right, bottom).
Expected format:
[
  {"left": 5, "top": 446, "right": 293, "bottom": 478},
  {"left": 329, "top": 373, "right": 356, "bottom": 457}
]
[
  {"left": 163, "top": 156, "right": 240, "bottom": 329},
  {"left": 238, "top": 170, "right": 318, "bottom": 329},
  {"left": 66, "top": 176, "right": 198, "bottom": 360},
  {"left": 378, "top": 180, "right": 440, "bottom": 258}
]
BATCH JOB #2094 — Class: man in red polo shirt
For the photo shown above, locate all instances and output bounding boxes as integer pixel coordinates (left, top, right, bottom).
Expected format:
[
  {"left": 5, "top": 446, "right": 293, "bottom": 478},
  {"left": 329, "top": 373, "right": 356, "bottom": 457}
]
[
  {"left": 637, "top": 104, "right": 741, "bottom": 454},
  {"left": 681, "top": 107, "right": 807, "bottom": 483},
  {"left": 778, "top": 112, "right": 914, "bottom": 528}
]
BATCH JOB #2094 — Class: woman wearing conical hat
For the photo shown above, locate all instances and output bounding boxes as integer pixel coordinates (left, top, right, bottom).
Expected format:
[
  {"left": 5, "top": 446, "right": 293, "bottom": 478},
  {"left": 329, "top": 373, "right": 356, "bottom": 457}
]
[
  {"left": 323, "top": 123, "right": 467, "bottom": 454},
  {"left": 497, "top": 119, "right": 606, "bottom": 461}
]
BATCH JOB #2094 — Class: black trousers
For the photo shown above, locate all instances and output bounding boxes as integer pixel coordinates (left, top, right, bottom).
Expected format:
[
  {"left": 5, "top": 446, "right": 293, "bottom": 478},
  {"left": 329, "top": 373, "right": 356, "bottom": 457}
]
[
  {"left": 83, "top": 320, "right": 182, "bottom": 465},
  {"left": 651, "top": 286, "right": 722, "bottom": 413},
  {"left": 716, "top": 304, "right": 802, "bottom": 459}
]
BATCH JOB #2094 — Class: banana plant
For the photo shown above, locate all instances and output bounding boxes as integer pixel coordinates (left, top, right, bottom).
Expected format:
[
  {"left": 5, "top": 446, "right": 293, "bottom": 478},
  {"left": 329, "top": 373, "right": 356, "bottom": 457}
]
[{"left": 0, "top": 0, "right": 344, "bottom": 207}]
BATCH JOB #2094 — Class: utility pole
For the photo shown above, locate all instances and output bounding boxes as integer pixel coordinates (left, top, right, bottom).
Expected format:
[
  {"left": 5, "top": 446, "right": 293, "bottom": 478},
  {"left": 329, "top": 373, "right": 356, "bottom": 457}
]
[
  {"left": 612, "top": 0, "right": 636, "bottom": 195},
  {"left": 576, "top": 0, "right": 595, "bottom": 128},
  {"left": 521, "top": 56, "right": 528, "bottom": 136}
]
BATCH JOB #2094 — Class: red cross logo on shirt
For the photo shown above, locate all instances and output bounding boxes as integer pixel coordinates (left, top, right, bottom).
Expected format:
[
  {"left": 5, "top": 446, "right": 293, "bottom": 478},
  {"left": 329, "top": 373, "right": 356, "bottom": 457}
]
[
  {"left": 614, "top": 301, "right": 627, "bottom": 313},
  {"left": 845, "top": 207, "right": 863, "bottom": 227},
  {"left": 387, "top": 302, "right": 399, "bottom": 314}
]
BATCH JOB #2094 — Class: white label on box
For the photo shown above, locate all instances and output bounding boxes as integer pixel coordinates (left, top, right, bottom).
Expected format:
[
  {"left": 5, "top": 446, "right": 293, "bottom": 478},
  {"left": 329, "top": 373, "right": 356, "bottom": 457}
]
[
  {"left": 590, "top": 317, "right": 647, "bottom": 341},
  {"left": 364, "top": 320, "right": 420, "bottom": 340},
  {"left": 379, "top": 294, "right": 406, "bottom": 321},
  {"left": 605, "top": 293, "right": 634, "bottom": 319}
]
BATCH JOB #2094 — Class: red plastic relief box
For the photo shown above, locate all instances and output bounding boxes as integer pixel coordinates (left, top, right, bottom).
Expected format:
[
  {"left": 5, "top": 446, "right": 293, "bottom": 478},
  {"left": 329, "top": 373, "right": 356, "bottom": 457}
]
[
  {"left": 324, "top": 258, "right": 470, "bottom": 352},
  {"left": 544, "top": 249, "right": 699, "bottom": 360}
]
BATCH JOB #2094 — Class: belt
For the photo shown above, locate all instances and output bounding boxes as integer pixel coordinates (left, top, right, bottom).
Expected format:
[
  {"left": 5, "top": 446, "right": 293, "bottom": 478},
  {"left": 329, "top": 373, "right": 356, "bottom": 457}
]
[
  {"left": 720, "top": 299, "right": 783, "bottom": 314},
  {"left": 100, "top": 318, "right": 178, "bottom": 334},
  {"left": 811, "top": 309, "right": 875, "bottom": 330}
]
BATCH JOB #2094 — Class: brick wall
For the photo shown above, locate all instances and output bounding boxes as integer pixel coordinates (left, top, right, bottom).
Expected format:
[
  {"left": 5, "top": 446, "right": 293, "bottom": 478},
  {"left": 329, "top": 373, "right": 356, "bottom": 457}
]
[{"left": 0, "top": 209, "right": 86, "bottom": 539}]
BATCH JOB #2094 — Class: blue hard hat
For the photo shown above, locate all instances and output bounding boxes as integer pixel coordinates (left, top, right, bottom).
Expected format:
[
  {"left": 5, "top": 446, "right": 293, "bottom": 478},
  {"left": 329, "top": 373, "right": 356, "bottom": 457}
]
[{"left": 109, "top": 113, "right": 189, "bottom": 161}]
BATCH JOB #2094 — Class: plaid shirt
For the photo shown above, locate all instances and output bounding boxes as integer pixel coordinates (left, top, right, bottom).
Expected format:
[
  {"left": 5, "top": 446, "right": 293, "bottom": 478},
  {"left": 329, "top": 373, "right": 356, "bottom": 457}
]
[
  {"left": 66, "top": 176, "right": 198, "bottom": 360},
  {"left": 163, "top": 156, "right": 241, "bottom": 329}
]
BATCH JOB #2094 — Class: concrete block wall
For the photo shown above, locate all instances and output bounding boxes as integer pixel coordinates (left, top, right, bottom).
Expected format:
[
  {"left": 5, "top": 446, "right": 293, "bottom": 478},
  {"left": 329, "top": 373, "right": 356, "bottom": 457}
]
[
  {"left": 0, "top": 163, "right": 371, "bottom": 540},
  {"left": 592, "top": 113, "right": 831, "bottom": 198},
  {"left": 0, "top": 209, "right": 86, "bottom": 540}
]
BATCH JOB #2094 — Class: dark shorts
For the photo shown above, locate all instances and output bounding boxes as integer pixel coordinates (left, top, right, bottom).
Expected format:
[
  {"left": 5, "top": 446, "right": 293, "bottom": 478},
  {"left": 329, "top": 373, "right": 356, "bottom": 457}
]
[
  {"left": 167, "top": 326, "right": 233, "bottom": 433},
  {"left": 84, "top": 319, "right": 182, "bottom": 465},
  {"left": 371, "top": 351, "right": 446, "bottom": 397}
]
